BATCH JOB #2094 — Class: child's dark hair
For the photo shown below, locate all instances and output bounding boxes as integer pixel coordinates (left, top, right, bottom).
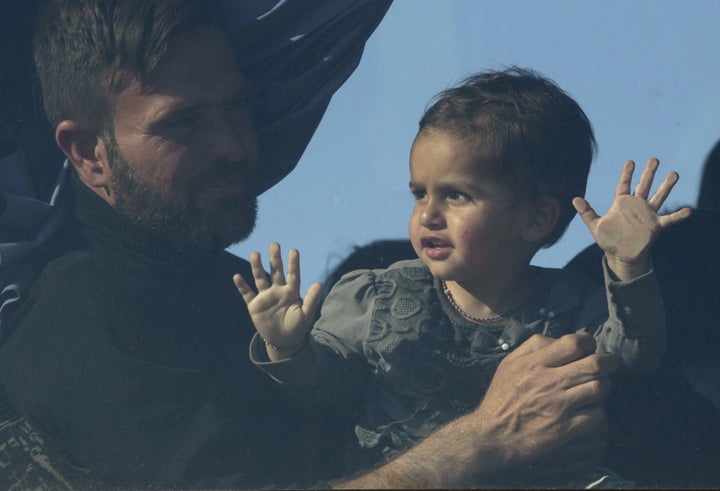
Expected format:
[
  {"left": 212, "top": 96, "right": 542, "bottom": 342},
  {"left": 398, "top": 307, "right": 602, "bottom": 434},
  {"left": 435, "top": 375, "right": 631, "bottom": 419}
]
[{"left": 418, "top": 67, "right": 597, "bottom": 247}]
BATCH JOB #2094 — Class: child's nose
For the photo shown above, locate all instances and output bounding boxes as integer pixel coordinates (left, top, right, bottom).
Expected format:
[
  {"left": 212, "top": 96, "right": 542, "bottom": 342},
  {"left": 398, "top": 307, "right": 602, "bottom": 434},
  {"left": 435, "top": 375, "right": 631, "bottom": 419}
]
[{"left": 420, "top": 199, "right": 444, "bottom": 228}]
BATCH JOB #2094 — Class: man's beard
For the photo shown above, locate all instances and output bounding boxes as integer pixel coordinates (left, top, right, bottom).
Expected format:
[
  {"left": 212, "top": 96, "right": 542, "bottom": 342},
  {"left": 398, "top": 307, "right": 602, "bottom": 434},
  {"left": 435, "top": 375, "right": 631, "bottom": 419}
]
[{"left": 106, "top": 141, "right": 257, "bottom": 251}]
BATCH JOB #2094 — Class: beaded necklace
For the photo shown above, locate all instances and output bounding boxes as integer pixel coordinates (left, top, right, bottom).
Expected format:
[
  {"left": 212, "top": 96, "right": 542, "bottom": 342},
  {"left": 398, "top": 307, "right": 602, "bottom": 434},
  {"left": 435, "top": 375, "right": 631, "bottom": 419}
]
[{"left": 441, "top": 280, "right": 505, "bottom": 324}]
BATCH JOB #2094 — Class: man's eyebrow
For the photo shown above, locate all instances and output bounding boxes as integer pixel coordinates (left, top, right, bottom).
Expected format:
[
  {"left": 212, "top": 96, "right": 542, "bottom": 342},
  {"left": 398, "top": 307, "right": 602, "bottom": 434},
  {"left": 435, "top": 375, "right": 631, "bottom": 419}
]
[
  {"left": 148, "top": 104, "right": 197, "bottom": 129},
  {"left": 148, "top": 86, "right": 254, "bottom": 128}
]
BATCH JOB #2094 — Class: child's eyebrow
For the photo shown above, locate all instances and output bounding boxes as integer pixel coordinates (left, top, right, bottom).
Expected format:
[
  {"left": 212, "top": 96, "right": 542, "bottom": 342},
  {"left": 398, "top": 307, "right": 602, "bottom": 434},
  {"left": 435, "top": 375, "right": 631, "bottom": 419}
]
[{"left": 439, "top": 180, "right": 485, "bottom": 193}]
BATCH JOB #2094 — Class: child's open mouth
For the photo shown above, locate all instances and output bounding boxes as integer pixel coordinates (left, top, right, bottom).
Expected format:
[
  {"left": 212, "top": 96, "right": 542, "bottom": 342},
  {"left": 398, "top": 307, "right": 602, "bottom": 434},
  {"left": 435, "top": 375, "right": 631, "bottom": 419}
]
[{"left": 420, "top": 237, "right": 453, "bottom": 260}]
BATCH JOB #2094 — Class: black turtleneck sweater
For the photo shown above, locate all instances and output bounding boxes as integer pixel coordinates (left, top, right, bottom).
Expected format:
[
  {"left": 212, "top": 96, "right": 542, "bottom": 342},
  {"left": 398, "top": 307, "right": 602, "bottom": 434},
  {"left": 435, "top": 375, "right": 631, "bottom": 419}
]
[{"left": 0, "top": 178, "right": 335, "bottom": 488}]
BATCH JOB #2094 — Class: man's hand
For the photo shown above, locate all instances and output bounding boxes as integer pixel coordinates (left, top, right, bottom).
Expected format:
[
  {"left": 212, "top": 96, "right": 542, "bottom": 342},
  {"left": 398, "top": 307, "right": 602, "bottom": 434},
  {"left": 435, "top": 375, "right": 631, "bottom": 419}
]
[
  {"left": 233, "top": 242, "right": 323, "bottom": 361},
  {"left": 573, "top": 158, "right": 691, "bottom": 281},
  {"left": 336, "top": 333, "right": 619, "bottom": 488},
  {"left": 474, "top": 333, "right": 618, "bottom": 481}
]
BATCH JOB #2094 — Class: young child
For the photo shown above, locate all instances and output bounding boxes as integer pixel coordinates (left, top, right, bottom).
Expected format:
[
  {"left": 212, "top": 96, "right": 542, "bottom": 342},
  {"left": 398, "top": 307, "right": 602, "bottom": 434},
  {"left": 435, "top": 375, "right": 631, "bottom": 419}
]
[{"left": 234, "top": 68, "right": 691, "bottom": 486}]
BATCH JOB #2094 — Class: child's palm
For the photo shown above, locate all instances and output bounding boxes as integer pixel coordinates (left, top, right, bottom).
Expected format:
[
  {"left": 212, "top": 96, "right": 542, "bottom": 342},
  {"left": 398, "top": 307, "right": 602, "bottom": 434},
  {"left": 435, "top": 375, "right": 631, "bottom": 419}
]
[
  {"left": 574, "top": 158, "right": 691, "bottom": 274},
  {"left": 234, "top": 243, "right": 322, "bottom": 348},
  {"left": 588, "top": 194, "right": 663, "bottom": 262}
]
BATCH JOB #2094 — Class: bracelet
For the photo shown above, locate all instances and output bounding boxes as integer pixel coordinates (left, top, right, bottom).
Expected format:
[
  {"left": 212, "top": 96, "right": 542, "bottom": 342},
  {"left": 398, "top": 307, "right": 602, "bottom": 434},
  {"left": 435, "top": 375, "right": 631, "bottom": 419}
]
[{"left": 262, "top": 332, "right": 309, "bottom": 352}]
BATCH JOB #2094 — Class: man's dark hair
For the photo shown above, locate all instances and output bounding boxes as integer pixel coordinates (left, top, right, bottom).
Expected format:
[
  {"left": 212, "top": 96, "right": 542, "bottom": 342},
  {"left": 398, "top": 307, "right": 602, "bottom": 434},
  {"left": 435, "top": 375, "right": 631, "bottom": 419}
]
[
  {"left": 419, "top": 67, "right": 597, "bottom": 247},
  {"left": 34, "top": 0, "right": 215, "bottom": 135}
]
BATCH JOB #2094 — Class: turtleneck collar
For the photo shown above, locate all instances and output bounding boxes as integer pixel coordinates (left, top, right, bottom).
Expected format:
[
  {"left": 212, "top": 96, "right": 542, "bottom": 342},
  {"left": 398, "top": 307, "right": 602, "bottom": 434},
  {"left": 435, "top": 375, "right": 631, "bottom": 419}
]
[{"left": 71, "top": 173, "right": 221, "bottom": 268}]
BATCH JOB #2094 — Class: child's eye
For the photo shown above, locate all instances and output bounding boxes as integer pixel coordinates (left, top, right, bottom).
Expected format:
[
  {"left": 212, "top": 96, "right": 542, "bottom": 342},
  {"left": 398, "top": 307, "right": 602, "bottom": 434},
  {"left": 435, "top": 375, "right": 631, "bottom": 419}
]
[
  {"left": 410, "top": 189, "right": 427, "bottom": 201},
  {"left": 446, "top": 191, "right": 470, "bottom": 202}
]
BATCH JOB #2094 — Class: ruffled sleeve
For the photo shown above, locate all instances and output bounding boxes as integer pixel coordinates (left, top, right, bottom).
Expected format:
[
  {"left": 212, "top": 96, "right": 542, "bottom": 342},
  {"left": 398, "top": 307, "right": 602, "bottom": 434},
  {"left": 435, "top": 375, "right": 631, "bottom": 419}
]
[{"left": 251, "top": 268, "right": 379, "bottom": 408}]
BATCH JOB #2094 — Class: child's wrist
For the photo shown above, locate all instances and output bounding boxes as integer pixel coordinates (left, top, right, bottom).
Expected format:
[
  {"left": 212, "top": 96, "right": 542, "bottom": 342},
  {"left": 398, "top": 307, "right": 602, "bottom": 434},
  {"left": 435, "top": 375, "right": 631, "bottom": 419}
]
[
  {"left": 605, "top": 255, "right": 650, "bottom": 281},
  {"left": 261, "top": 332, "right": 309, "bottom": 354}
]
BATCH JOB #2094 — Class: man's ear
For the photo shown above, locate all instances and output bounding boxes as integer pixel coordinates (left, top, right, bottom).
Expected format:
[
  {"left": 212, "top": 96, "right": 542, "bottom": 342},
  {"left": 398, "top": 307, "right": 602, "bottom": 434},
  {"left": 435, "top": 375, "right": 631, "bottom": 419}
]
[
  {"left": 56, "top": 120, "right": 115, "bottom": 203},
  {"left": 521, "top": 196, "right": 560, "bottom": 243}
]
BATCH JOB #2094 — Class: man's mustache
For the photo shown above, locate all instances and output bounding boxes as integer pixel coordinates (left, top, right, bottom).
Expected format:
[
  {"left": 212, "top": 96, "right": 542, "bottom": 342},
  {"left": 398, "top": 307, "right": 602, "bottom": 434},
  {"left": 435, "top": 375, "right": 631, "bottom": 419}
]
[{"left": 193, "top": 159, "right": 256, "bottom": 189}]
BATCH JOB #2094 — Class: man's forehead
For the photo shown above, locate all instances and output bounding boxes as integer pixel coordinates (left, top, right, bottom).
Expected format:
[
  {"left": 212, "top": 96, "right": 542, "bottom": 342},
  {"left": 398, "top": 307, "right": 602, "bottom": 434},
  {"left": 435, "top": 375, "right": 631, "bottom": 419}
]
[
  {"left": 136, "top": 76, "right": 249, "bottom": 102},
  {"left": 111, "top": 80, "right": 247, "bottom": 128},
  {"left": 111, "top": 73, "right": 247, "bottom": 132},
  {"left": 141, "top": 24, "right": 244, "bottom": 96}
]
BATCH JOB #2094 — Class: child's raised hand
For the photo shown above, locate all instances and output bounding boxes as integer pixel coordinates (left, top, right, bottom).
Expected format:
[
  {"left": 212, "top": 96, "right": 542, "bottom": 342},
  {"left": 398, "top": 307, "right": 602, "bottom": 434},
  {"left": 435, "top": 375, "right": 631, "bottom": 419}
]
[
  {"left": 573, "top": 158, "right": 692, "bottom": 281},
  {"left": 233, "top": 242, "right": 323, "bottom": 360}
]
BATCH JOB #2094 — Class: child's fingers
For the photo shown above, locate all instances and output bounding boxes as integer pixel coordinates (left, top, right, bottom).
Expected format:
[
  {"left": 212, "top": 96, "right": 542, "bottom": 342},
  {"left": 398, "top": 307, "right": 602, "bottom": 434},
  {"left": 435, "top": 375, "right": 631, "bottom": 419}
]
[
  {"left": 634, "top": 158, "right": 659, "bottom": 199},
  {"left": 250, "top": 251, "right": 270, "bottom": 290},
  {"left": 647, "top": 171, "right": 679, "bottom": 210},
  {"left": 286, "top": 248, "right": 301, "bottom": 291},
  {"left": 233, "top": 273, "right": 256, "bottom": 304},
  {"left": 302, "top": 282, "right": 324, "bottom": 321},
  {"left": 572, "top": 197, "right": 599, "bottom": 230},
  {"left": 268, "top": 242, "right": 286, "bottom": 286},
  {"left": 615, "top": 160, "right": 635, "bottom": 196},
  {"left": 659, "top": 206, "right": 692, "bottom": 228}
]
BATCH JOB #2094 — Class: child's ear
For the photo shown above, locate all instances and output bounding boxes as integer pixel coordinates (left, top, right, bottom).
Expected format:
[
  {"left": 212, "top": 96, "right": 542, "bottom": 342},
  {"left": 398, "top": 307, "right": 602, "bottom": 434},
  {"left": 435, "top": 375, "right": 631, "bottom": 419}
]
[
  {"left": 522, "top": 196, "right": 560, "bottom": 243},
  {"left": 56, "top": 120, "right": 114, "bottom": 203}
]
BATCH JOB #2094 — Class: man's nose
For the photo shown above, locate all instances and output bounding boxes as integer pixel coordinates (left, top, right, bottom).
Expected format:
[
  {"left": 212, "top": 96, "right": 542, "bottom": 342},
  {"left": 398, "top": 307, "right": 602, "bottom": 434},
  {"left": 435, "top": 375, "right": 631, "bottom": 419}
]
[{"left": 207, "top": 114, "right": 256, "bottom": 163}]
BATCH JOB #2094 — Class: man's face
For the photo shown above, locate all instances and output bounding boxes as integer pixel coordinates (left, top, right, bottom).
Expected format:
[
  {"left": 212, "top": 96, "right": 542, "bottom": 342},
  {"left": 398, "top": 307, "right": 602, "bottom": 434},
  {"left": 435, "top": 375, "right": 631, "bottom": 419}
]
[{"left": 106, "top": 25, "right": 259, "bottom": 250}]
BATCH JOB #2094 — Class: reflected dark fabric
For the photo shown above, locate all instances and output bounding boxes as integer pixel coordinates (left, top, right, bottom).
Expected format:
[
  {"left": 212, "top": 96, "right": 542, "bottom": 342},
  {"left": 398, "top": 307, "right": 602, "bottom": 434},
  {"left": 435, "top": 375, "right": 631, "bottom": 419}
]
[{"left": 219, "top": 0, "right": 392, "bottom": 195}]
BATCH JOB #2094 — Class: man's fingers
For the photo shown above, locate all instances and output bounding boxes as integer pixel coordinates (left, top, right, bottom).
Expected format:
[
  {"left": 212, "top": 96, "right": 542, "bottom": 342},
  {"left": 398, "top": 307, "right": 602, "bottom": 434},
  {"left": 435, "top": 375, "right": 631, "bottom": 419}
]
[
  {"left": 503, "top": 333, "right": 555, "bottom": 359},
  {"left": 533, "top": 333, "right": 597, "bottom": 368},
  {"left": 563, "top": 375, "right": 614, "bottom": 411},
  {"left": 555, "top": 352, "right": 619, "bottom": 388},
  {"left": 564, "top": 405, "right": 609, "bottom": 447},
  {"left": 507, "top": 335, "right": 617, "bottom": 397},
  {"left": 515, "top": 332, "right": 556, "bottom": 352}
]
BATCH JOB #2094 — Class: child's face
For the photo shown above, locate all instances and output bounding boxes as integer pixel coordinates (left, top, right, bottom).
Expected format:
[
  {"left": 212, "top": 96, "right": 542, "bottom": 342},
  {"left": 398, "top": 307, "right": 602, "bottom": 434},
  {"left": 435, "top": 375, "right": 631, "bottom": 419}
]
[{"left": 408, "top": 131, "right": 531, "bottom": 284}]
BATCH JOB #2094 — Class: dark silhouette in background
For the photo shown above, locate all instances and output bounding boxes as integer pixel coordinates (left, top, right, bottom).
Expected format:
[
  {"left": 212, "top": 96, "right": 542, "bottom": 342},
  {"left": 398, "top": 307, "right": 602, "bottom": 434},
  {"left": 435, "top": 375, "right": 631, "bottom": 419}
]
[
  {"left": 318, "top": 239, "right": 417, "bottom": 310},
  {"left": 565, "top": 143, "right": 720, "bottom": 487},
  {"left": 0, "top": 1, "right": 62, "bottom": 198}
]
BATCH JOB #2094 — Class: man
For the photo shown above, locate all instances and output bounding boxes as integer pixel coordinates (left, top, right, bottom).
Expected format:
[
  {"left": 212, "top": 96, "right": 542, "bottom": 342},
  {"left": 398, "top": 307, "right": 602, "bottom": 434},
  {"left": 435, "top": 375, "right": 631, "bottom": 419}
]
[{"left": 0, "top": 0, "right": 617, "bottom": 488}]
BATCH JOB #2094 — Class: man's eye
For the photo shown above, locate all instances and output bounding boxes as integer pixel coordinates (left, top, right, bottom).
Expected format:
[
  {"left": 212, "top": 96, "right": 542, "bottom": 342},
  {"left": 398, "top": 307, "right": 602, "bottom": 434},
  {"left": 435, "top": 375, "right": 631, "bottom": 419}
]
[{"left": 162, "top": 113, "right": 196, "bottom": 130}]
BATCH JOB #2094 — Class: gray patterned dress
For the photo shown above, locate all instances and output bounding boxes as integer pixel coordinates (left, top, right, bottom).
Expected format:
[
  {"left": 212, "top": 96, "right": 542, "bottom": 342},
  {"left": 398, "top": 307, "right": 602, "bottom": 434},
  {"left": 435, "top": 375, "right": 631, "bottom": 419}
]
[{"left": 252, "top": 258, "right": 665, "bottom": 464}]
